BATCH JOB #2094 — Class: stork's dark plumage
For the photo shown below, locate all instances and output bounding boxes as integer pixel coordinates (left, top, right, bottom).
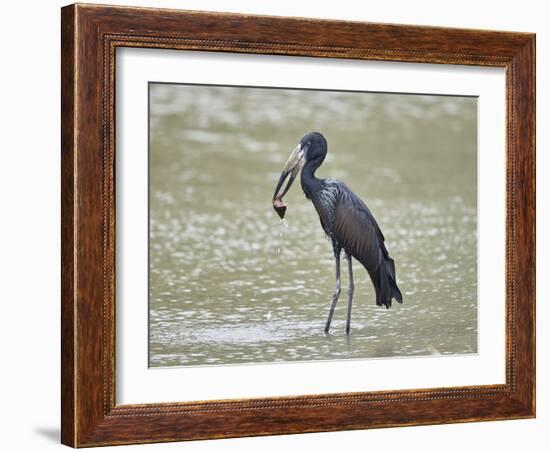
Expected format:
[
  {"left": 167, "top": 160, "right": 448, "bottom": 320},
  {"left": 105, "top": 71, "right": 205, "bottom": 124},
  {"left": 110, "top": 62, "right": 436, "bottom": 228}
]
[{"left": 272, "top": 132, "right": 402, "bottom": 334}]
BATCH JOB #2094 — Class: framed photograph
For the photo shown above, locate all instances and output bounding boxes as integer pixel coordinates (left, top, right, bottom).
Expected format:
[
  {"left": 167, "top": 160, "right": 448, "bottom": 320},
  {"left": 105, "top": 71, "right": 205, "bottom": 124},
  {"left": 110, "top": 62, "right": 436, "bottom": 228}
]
[{"left": 61, "top": 3, "right": 535, "bottom": 447}]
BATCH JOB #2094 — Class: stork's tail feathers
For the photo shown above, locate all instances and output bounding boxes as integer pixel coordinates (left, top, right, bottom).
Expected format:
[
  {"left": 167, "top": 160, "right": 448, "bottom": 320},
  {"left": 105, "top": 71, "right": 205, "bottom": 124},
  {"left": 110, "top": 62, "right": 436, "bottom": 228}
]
[{"left": 370, "top": 256, "right": 403, "bottom": 309}]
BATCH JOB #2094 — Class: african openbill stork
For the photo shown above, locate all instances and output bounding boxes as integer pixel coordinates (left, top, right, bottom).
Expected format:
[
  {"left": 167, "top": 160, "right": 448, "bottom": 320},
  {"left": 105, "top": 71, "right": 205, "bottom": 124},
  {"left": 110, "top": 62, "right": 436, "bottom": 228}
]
[{"left": 272, "top": 132, "right": 402, "bottom": 334}]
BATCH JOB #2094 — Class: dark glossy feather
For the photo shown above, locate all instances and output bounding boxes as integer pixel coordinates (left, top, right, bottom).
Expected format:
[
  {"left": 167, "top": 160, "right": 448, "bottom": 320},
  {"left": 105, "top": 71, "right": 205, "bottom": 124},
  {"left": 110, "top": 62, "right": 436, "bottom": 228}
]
[{"left": 312, "top": 179, "right": 402, "bottom": 308}]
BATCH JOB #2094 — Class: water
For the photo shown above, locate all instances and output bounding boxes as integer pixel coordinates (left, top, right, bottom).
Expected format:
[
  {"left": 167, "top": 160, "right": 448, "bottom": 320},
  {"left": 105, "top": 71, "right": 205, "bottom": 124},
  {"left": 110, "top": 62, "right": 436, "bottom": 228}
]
[
  {"left": 277, "top": 219, "right": 288, "bottom": 254},
  {"left": 148, "top": 83, "right": 477, "bottom": 367}
]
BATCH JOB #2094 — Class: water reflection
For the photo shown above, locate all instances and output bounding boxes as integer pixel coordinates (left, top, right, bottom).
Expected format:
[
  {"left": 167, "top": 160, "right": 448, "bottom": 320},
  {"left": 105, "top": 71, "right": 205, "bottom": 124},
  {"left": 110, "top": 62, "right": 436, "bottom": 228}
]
[{"left": 149, "top": 83, "right": 477, "bottom": 367}]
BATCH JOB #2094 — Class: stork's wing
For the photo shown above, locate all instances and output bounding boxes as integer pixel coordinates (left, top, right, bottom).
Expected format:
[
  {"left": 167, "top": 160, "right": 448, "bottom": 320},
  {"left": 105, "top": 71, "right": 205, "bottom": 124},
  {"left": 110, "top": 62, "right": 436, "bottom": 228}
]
[{"left": 332, "top": 183, "right": 386, "bottom": 272}]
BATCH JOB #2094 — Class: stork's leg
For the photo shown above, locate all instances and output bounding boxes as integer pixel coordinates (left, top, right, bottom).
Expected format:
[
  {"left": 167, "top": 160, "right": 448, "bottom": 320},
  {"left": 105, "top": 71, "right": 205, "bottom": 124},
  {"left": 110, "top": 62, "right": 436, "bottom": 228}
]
[
  {"left": 324, "top": 245, "right": 341, "bottom": 334},
  {"left": 345, "top": 251, "right": 354, "bottom": 335}
]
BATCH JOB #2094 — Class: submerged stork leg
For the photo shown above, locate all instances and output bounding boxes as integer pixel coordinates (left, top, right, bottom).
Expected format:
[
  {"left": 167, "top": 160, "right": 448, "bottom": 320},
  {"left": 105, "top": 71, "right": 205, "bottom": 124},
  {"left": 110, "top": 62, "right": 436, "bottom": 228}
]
[
  {"left": 324, "top": 243, "right": 342, "bottom": 334},
  {"left": 345, "top": 251, "right": 354, "bottom": 335}
]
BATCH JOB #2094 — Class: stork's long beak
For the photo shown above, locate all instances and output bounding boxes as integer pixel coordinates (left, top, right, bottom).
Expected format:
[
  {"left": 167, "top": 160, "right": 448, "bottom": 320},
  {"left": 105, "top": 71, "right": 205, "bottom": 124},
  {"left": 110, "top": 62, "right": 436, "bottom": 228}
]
[{"left": 272, "top": 143, "right": 305, "bottom": 202}]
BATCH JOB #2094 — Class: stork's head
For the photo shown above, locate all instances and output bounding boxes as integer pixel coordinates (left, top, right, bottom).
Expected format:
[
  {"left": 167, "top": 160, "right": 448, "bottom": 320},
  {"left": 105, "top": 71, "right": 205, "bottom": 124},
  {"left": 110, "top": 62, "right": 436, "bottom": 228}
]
[
  {"left": 272, "top": 132, "right": 327, "bottom": 218},
  {"left": 299, "top": 131, "right": 327, "bottom": 163}
]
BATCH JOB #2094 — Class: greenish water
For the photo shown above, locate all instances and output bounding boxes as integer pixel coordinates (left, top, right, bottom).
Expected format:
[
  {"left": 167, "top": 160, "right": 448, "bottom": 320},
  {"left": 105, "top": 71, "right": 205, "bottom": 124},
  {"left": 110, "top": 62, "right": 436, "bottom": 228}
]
[{"left": 148, "top": 83, "right": 477, "bottom": 367}]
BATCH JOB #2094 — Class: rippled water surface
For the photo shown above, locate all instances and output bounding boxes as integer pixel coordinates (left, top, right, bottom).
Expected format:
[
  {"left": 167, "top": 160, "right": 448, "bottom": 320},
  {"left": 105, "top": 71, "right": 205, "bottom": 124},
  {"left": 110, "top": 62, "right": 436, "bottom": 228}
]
[{"left": 148, "top": 83, "right": 477, "bottom": 367}]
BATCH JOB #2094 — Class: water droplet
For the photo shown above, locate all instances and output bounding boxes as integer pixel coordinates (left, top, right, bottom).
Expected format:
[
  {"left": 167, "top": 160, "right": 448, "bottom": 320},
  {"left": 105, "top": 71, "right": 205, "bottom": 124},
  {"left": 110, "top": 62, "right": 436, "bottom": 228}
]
[{"left": 276, "top": 218, "right": 288, "bottom": 255}]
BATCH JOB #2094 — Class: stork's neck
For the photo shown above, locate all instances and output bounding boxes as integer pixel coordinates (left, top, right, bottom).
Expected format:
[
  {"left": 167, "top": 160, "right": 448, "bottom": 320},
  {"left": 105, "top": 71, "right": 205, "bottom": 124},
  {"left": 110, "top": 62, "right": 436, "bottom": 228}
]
[{"left": 301, "top": 158, "right": 324, "bottom": 199}]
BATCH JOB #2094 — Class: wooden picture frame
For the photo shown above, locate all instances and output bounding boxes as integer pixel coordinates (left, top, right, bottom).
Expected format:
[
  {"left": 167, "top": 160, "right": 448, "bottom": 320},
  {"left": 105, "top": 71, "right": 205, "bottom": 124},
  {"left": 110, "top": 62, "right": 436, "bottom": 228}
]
[{"left": 61, "top": 3, "right": 535, "bottom": 447}]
